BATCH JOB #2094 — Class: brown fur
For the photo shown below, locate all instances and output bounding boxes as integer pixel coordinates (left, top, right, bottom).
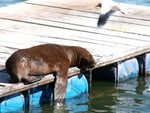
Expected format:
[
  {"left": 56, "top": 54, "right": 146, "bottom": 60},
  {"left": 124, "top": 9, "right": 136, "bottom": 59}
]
[{"left": 6, "top": 44, "right": 96, "bottom": 102}]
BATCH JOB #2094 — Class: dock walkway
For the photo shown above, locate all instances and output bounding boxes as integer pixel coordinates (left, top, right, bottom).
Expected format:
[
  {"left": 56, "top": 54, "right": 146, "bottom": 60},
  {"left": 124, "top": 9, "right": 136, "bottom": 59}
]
[{"left": 0, "top": 0, "right": 150, "bottom": 98}]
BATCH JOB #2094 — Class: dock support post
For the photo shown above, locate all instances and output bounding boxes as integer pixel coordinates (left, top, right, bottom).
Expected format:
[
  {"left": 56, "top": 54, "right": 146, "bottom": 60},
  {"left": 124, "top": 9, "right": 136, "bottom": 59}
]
[
  {"left": 114, "top": 62, "right": 119, "bottom": 87},
  {"left": 89, "top": 70, "right": 92, "bottom": 92},
  {"left": 137, "top": 54, "right": 146, "bottom": 76},
  {"left": 22, "top": 90, "right": 30, "bottom": 110},
  {"left": 83, "top": 69, "right": 92, "bottom": 92},
  {"left": 80, "top": 69, "right": 92, "bottom": 92},
  {"left": 0, "top": 97, "right": 4, "bottom": 112},
  {"left": 85, "top": 69, "right": 93, "bottom": 103}
]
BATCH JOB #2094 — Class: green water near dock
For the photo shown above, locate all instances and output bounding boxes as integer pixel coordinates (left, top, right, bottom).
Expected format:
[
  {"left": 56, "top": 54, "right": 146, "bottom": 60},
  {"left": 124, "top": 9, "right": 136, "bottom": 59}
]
[
  {"left": 25, "top": 76, "right": 150, "bottom": 113},
  {"left": 90, "top": 77, "right": 150, "bottom": 113}
]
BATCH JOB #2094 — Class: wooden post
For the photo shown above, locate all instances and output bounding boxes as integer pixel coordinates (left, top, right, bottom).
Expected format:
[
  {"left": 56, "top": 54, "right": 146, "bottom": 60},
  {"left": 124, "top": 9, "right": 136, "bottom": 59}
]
[
  {"left": 22, "top": 90, "right": 30, "bottom": 109},
  {"left": 0, "top": 97, "right": 4, "bottom": 112},
  {"left": 136, "top": 54, "right": 146, "bottom": 76},
  {"left": 48, "top": 83, "right": 55, "bottom": 106},
  {"left": 113, "top": 63, "right": 118, "bottom": 87},
  {"left": 89, "top": 70, "right": 92, "bottom": 92},
  {"left": 81, "top": 69, "right": 92, "bottom": 92},
  {"left": 116, "top": 62, "right": 120, "bottom": 85}
]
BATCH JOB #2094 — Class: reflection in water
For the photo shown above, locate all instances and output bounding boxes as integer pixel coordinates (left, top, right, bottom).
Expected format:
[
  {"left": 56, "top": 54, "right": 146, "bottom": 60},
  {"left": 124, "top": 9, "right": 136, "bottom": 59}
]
[
  {"left": 37, "top": 93, "right": 89, "bottom": 113},
  {"left": 24, "top": 76, "right": 150, "bottom": 113},
  {"left": 136, "top": 76, "right": 147, "bottom": 95},
  {"left": 113, "top": 76, "right": 150, "bottom": 113},
  {"left": 53, "top": 93, "right": 89, "bottom": 113},
  {"left": 90, "top": 81, "right": 118, "bottom": 113},
  {"left": 6, "top": 76, "right": 148, "bottom": 113}
]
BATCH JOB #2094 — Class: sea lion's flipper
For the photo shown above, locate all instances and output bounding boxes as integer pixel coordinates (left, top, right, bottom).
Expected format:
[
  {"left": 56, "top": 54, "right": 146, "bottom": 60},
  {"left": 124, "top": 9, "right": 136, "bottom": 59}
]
[
  {"left": 54, "top": 68, "right": 68, "bottom": 106},
  {"left": 22, "top": 75, "right": 43, "bottom": 84}
]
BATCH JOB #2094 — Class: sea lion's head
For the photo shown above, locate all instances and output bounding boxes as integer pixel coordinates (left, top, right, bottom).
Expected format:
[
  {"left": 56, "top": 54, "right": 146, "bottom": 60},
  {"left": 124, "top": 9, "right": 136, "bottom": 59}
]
[{"left": 76, "top": 48, "right": 96, "bottom": 69}]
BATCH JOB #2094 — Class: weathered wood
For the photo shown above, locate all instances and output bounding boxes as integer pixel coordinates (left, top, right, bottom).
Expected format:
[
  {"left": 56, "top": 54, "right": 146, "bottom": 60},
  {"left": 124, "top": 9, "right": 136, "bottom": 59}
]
[
  {"left": 0, "top": 0, "right": 150, "bottom": 98},
  {"left": 0, "top": 83, "right": 12, "bottom": 87},
  {"left": 0, "top": 74, "right": 54, "bottom": 98}
]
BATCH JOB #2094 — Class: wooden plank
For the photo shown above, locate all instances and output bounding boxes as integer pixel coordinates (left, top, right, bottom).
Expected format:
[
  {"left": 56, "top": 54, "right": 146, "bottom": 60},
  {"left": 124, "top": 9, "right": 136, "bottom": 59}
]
[
  {"left": 25, "top": 1, "right": 150, "bottom": 26},
  {"left": 0, "top": 31, "right": 148, "bottom": 67},
  {"left": 0, "top": 83, "right": 12, "bottom": 87},
  {"left": 0, "top": 24, "right": 134, "bottom": 54},
  {"left": 0, "top": 18, "right": 149, "bottom": 49},
  {"left": 0, "top": 3, "right": 149, "bottom": 47},
  {"left": 0, "top": 30, "right": 140, "bottom": 52},
  {"left": 104, "top": 21, "right": 150, "bottom": 36},
  {"left": 0, "top": 0, "right": 149, "bottom": 66},
  {"left": 0, "top": 66, "right": 80, "bottom": 98},
  {"left": 0, "top": 1, "right": 149, "bottom": 35},
  {"left": 0, "top": 3, "right": 149, "bottom": 40},
  {"left": 0, "top": 74, "right": 54, "bottom": 98},
  {"left": 26, "top": 0, "right": 100, "bottom": 9},
  {"left": 26, "top": 0, "right": 150, "bottom": 21}
]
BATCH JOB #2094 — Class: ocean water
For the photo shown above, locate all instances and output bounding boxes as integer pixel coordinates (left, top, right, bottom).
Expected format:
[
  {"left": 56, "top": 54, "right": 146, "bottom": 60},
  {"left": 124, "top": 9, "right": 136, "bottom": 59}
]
[
  {"left": 115, "top": 0, "right": 150, "bottom": 6},
  {"left": 0, "top": 0, "right": 26, "bottom": 7},
  {"left": 23, "top": 76, "right": 150, "bottom": 113},
  {"left": 1, "top": 0, "right": 150, "bottom": 7}
]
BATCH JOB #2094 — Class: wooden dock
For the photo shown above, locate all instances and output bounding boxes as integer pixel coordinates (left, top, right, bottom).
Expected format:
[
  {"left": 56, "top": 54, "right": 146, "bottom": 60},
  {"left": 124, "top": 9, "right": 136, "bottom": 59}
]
[{"left": 0, "top": 0, "right": 150, "bottom": 98}]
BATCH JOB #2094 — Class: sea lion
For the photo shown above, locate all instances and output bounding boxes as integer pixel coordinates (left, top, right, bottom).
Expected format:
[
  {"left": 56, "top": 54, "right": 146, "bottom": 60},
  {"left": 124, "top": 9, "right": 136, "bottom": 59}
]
[{"left": 5, "top": 44, "right": 96, "bottom": 104}]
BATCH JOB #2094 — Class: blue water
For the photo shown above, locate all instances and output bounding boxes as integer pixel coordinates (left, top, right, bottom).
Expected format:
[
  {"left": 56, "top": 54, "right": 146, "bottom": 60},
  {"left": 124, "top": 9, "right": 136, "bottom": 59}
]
[
  {"left": 0, "top": 0, "right": 26, "bottom": 7},
  {"left": 1, "top": 0, "right": 150, "bottom": 7},
  {"left": 115, "top": 0, "right": 150, "bottom": 6}
]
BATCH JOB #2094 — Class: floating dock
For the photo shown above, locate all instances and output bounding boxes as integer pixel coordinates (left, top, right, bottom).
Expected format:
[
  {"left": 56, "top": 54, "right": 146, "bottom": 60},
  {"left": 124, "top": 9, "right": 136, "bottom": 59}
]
[{"left": 0, "top": 0, "right": 150, "bottom": 111}]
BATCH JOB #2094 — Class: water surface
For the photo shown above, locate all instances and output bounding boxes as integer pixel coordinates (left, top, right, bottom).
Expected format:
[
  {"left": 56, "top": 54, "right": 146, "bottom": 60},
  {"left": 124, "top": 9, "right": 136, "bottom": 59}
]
[
  {"left": 26, "top": 76, "right": 150, "bottom": 113},
  {"left": 0, "top": 0, "right": 26, "bottom": 7},
  {"left": 115, "top": 0, "right": 150, "bottom": 6}
]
